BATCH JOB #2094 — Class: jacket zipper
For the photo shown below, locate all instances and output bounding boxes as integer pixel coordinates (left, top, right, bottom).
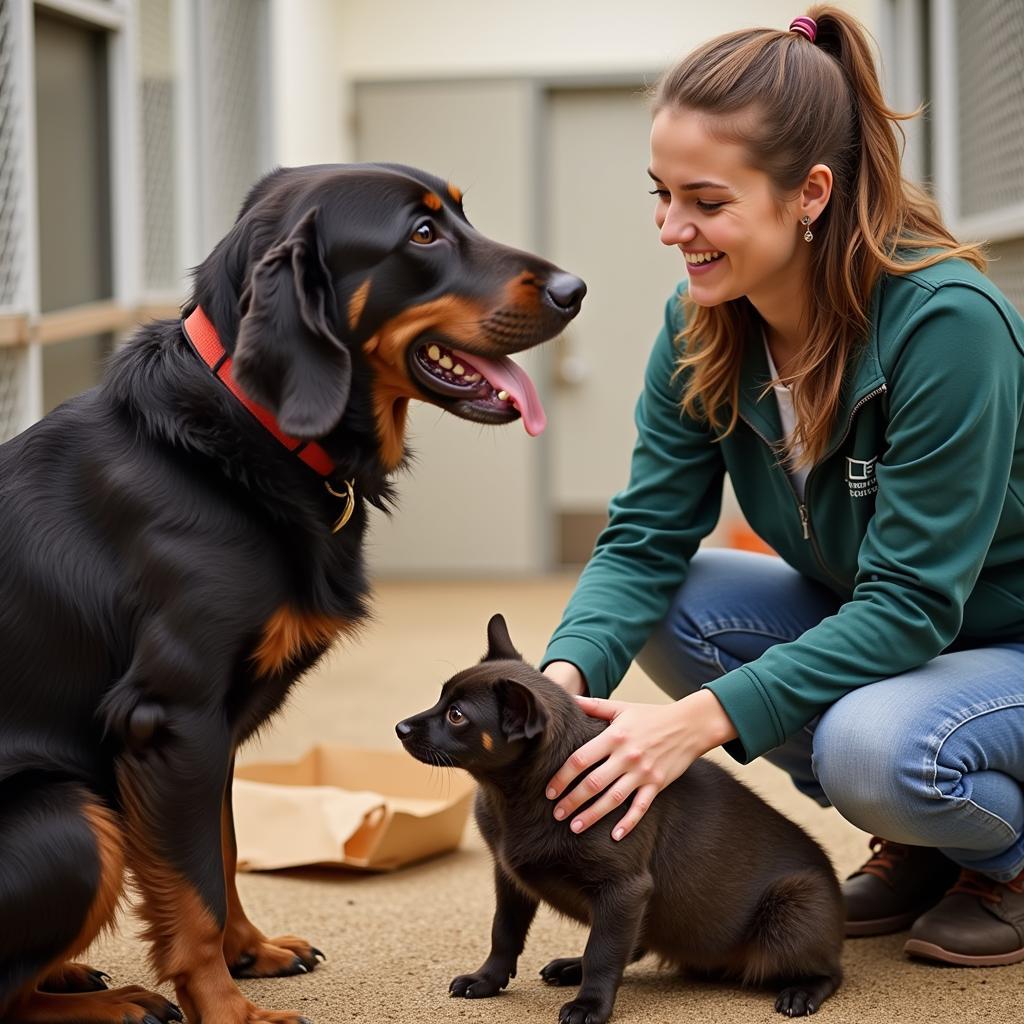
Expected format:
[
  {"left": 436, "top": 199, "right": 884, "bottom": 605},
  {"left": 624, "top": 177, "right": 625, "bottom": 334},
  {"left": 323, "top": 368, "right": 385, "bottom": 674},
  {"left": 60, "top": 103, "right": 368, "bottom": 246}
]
[{"left": 738, "top": 382, "right": 887, "bottom": 586}]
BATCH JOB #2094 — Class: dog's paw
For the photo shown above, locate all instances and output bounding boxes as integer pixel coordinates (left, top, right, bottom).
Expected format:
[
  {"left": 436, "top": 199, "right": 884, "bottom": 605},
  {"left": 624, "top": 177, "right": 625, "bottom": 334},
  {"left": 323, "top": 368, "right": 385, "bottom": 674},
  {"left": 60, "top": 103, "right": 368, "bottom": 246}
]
[
  {"left": 775, "top": 985, "right": 821, "bottom": 1017},
  {"left": 558, "top": 995, "right": 613, "bottom": 1024},
  {"left": 14, "top": 986, "right": 183, "bottom": 1024},
  {"left": 540, "top": 957, "right": 583, "bottom": 986},
  {"left": 449, "top": 971, "right": 507, "bottom": 998},
  {"left": 38, "top": 961, "right": 112, "bottom": 993},
  {"left": 229, "top": 935, "right": 325, "bottom": 978}
]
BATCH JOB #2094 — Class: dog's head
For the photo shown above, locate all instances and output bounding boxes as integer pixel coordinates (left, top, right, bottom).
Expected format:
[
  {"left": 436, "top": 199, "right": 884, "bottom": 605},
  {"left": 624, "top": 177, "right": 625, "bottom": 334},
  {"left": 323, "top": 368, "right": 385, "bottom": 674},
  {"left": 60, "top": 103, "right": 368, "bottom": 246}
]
[
  {"left": 396, "top": 613, "right": 572, "bottom": 777},
  {"left": 189, "top": 163, "right": 585, "bottom": 468}
]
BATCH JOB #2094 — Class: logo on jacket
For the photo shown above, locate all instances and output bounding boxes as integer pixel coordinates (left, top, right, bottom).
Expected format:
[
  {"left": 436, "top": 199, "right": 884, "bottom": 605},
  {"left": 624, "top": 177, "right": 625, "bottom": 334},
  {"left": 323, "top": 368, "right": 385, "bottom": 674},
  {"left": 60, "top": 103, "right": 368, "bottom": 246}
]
[{"left": 846, "top": 456, "right": 877, "bottom": 498}]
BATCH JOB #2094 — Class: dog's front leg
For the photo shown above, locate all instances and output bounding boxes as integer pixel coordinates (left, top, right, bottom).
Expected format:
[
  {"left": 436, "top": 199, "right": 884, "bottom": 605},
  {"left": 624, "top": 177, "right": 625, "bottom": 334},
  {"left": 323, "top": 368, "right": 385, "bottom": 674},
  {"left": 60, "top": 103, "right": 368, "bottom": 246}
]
[
  {"left": 450, "top": 865, "right": 538, "bottom": 998},
  {"left": 558, "top": 872, "right": 653, "bottom": 1024},
  {"left": 222, "top": 756, "right": 324, "bottom": 977},
  {"left": 106, "top": 625, "right": 311, "bottom": 1024}
]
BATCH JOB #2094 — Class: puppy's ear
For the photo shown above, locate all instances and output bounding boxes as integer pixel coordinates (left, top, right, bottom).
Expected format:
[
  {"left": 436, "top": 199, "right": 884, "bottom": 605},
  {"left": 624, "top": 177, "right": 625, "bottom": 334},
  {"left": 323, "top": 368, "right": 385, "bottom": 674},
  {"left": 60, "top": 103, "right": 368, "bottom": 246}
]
[
  {"left": 234, "top": 206, "right": 352, "bottom": 439},
  {"left": 483, "top": 613, "right": 522, "bottom": 663},
  {"left": 496, "top": 679, "right": 548, "bottom": 743}
]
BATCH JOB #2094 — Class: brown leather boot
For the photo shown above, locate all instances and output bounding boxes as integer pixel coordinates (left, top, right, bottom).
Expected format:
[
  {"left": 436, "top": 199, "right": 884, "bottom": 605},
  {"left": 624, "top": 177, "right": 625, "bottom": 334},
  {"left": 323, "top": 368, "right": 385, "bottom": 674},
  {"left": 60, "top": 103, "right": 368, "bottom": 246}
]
[
  {"left": 843, "top": 836, "right": 961, "bottom": 937},
  {"left": 904, "top": 867, "right": 1024, "bottom": 966}
]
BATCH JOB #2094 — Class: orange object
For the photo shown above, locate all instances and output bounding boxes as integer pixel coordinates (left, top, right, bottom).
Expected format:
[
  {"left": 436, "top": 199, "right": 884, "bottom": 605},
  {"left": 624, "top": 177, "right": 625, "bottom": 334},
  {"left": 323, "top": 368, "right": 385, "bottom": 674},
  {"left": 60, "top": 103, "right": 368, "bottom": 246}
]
[{"left": 727, "top": 521, "right": 776, "bottom": 556}]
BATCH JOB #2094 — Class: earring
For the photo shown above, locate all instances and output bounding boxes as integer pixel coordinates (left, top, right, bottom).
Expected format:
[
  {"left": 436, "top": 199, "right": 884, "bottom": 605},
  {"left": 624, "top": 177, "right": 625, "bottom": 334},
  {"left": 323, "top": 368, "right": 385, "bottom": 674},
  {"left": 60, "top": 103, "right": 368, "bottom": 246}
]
[{"left": 801, "top": 215, "right": 813, "bottom": 242}]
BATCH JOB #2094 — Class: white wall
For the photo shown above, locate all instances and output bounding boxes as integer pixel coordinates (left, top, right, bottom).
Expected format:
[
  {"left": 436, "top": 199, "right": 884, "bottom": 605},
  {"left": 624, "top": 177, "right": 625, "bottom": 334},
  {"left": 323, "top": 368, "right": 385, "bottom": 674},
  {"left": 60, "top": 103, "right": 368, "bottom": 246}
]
[
  {"left": 267, "top": 0, "right": 883, "bottom": 166},
  {"left": 335, "top": 1, "right": 884, "bottom": 161},
  {"left": 334, "top": 1, "right": 882, "bottom": 78},
  {"left": 269, "top": 0, "right": 344, "bottom": 166}
]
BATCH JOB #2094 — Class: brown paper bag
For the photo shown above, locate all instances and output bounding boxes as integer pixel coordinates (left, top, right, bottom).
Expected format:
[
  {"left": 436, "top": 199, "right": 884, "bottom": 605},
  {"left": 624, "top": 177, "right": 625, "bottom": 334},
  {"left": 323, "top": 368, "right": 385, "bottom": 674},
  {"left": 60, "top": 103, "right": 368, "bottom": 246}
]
[{"left": 233, "top": 745, "right": 476, "bottom": 871}]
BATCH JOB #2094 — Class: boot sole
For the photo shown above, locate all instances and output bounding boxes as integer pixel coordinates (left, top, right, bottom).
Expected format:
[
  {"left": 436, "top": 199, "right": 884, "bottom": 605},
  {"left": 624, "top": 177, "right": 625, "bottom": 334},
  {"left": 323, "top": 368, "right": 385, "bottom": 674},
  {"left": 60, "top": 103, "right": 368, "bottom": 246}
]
[
  {"left": 904, "top": 938, "right": 1024, "bottom": 967},
  {"left": 846, "top": 909, "right": 929, "bottom": 937}
]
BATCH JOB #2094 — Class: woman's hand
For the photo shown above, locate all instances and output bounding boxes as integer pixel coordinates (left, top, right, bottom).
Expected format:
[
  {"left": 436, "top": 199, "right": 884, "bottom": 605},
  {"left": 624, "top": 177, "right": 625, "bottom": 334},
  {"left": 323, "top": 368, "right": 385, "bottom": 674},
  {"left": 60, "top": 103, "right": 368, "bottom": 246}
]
[{"left": 545, "top": 689, "right": 737, "bottom": 840}]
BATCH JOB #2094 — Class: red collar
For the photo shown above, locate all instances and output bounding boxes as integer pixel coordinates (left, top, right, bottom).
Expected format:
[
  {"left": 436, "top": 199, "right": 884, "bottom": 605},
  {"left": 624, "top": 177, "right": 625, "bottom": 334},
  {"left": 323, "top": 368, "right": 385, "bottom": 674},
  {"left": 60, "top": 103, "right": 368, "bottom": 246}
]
[{"left": 181, "top": 305, "right": 336, "bottom": 477}]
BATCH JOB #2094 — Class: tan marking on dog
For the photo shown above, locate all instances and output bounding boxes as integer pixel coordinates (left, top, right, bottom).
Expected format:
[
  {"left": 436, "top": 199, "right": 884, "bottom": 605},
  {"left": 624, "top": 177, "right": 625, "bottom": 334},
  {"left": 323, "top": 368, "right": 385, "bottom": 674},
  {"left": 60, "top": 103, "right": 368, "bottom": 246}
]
[
  {"left": 348, "top": 278, "right": 371, "bottom": 331},
  {"left": 113, "top": 773, "right": 290, "bottom": 1023},
  {"left": 221, "top": 792, "right": 256, "bottom": 962},
  {"left": 114, "top": 786, "right": 260, "bottom": 1019},
  {"left": 29, "top": 797, "right": 126, "bottom": 1004},
  {"left": 502, "top": 270, "right": 543, "bottom": 312},
  {"left": 447, "top": 182, "right": 463, "bottom": 204},
  {"left": 157, "top": 881, "right": 256, "bottom": 1022},
  {"left": 114, "top": 774, "right": 223, "bottom": 987},
  {"left": 423, "top": 191, "right": 442, "bottom": 211},
  {"left": 361, "top": 295, "right": 490, "bottom": 471},
  {"left": 252, "top": 608, "right": 352, "bottom": 677},
  {"left": 481, "top": 732, "right": 494, "bottom": 751},
  {"left": 74, "top": 802, "right": 126, "bottom": 953}
]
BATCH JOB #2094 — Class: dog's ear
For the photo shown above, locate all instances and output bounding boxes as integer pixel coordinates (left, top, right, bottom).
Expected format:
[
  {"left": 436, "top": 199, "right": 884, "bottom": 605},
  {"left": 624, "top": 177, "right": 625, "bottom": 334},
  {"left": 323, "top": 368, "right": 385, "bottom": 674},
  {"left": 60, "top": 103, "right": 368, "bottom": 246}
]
[
  {"left": 496, "top": 679, "right": 548, "bottom": 743},
  {"left": 483, "top": 613, "right": 522, "bottom": 663},
  {"left": 234, "top": 206, "right": 352, "bottom": 439}
]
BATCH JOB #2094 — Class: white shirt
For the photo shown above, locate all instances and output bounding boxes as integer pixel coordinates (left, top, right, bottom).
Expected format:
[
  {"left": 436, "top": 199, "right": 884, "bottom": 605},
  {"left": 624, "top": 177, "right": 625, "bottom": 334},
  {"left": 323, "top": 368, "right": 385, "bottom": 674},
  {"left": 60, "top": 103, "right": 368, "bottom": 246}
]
[{"left": 764, "top": 335, "right": 810, "bottom": 501}]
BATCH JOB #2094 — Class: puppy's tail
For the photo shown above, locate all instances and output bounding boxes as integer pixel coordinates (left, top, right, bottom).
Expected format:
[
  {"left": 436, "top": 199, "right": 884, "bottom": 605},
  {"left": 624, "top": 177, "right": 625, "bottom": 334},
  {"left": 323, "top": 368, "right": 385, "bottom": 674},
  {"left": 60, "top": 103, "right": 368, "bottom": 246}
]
[{"left": 741, "top": 870, "right": 844, "bottom": 987}]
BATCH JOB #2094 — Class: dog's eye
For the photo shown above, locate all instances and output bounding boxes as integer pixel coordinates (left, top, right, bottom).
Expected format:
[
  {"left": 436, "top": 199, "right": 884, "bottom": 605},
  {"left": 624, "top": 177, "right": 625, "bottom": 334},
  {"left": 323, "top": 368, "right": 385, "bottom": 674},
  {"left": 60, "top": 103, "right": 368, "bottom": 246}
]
[
  {"left": 446, "top": 705, "right": 465, "bottom": 725},
  {"left": 411, "top": 221, "right": 436, "bottom": 245}
]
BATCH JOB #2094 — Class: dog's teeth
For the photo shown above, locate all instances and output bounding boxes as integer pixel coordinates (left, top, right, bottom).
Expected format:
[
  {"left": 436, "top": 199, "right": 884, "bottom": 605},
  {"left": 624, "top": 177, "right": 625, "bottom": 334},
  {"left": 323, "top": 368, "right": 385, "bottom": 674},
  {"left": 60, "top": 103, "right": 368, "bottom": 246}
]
[
  {"left": 439, "top": 355, "right": 453, "bottom": 370},
  {"left": 427, "top": 344, "right": 441, "bottom": 361},
  {"left": 453, "top": 364, "right": 465, "bottom": 375},
  {"left": 465, "top": 372, "right": 481, "bottom": 382},
  {"left": 497, "top": 390, "right": 509, "bottom": 401}
]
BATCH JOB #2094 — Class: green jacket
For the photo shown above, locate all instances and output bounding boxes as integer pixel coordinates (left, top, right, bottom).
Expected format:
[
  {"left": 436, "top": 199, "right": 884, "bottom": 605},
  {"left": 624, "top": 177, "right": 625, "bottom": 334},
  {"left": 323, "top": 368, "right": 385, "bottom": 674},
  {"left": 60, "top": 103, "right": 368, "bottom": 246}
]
[{"left": 543, "top": 258, "right": 1024, "bottom": 763}]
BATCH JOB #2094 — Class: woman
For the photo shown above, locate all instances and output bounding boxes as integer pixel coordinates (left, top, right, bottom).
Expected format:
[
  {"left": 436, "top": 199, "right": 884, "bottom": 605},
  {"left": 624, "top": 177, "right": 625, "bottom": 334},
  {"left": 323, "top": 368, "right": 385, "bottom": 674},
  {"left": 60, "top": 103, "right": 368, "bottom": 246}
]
[{"left": 541, "top": 6, "right": 1024, "bottom": 968}]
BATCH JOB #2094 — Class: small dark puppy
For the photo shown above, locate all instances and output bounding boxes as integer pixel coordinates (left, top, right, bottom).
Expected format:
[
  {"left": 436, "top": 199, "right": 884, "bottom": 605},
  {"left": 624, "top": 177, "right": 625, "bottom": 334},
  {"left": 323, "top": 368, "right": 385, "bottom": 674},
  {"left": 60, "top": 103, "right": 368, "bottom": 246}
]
[{"left": 396, "top": 615, "right": 844, "bottom": 1023}]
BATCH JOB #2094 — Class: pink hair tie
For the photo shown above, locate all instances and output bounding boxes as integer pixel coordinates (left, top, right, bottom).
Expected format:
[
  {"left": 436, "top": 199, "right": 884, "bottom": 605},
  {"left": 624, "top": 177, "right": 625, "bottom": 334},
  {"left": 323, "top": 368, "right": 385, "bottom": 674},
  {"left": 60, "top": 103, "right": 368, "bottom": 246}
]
[{"left": 789, "top": 16, "right": 817, "bottom": 42}]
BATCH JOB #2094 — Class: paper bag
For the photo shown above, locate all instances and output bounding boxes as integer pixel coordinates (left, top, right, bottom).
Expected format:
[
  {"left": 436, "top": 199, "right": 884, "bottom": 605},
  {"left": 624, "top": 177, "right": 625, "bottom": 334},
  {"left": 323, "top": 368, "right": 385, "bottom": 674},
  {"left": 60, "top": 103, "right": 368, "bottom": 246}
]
[{"left": 233, "top": 744, "right": 476, "bottom": 871}]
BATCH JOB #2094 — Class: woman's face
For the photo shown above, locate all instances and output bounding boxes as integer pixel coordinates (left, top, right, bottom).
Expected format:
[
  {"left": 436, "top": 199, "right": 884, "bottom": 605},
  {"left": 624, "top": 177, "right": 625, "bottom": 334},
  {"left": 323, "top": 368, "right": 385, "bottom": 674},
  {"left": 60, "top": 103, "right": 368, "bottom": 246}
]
[{"left": 649, "top": 106, "right": 806, "bottom": 310}]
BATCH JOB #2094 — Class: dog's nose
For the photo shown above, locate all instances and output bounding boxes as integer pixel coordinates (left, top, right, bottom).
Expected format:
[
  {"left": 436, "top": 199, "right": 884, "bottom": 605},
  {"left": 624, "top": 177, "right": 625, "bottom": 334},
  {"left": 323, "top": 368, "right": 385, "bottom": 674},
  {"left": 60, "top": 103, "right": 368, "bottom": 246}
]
[
  {"left": 545, "top": 272, "right": 587, "bottom": 313},
  {"left": 395, "top": 720, "right": 413, "bottom": 740}
]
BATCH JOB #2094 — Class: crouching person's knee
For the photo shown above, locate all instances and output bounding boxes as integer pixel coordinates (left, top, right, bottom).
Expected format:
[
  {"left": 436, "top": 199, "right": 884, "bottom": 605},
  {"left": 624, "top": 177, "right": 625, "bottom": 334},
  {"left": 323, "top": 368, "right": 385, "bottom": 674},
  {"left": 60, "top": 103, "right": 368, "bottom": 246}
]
[{"left": 811, "top": 689, "right": 924, "bottom": 840}]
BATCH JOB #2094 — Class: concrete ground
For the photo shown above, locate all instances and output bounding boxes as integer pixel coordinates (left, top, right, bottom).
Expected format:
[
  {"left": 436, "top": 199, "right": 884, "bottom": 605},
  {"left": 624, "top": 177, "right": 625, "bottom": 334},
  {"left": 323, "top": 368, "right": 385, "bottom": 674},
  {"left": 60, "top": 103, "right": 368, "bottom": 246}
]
[{"left": 88, "top": 577, "right": 1021, "bottom": 1024}]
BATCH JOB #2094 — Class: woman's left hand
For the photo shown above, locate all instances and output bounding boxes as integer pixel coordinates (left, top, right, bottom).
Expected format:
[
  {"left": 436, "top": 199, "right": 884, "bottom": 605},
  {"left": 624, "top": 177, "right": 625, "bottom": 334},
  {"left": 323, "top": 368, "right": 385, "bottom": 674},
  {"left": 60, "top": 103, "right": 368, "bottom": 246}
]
[{"left": 545, "top": 689, "right": 737, "bottom": 840}]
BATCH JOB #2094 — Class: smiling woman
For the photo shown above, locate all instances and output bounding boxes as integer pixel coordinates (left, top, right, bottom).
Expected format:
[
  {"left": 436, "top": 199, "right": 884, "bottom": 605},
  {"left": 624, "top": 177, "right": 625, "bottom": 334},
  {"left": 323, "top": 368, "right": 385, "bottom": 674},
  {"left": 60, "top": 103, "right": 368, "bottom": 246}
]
[
  {"left": 539, "top": 2, "right": 1024, "bottom": 993},
  {"left": 646, "top": 108, "right": 831, "bottom": 333}
]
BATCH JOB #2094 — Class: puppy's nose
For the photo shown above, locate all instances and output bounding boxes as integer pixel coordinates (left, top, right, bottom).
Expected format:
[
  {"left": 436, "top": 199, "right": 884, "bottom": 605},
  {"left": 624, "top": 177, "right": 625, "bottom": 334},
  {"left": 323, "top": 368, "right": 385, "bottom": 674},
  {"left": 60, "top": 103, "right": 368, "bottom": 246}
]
[
  {"left": 395, "top": 720, "right": 413, "bottom": 740},
  {"left": 545, "top": 272, "right": 587, "bottom": 313}
]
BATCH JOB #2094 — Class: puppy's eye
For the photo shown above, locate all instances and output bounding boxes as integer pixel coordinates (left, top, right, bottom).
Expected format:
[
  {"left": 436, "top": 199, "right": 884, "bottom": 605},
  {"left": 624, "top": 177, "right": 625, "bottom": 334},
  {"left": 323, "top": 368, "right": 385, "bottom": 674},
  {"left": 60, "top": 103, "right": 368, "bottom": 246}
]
[
  {"left": 411, "top": 221, "right": 436, "bottom": 245},
  {"left": 446, "top": 705, "right": 465, "bottom": 725}
]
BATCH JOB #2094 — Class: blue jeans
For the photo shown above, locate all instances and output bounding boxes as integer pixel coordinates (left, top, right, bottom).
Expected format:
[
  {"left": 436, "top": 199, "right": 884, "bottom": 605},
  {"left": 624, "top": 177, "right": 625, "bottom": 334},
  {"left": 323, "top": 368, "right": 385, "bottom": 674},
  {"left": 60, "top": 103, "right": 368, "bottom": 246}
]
[{"left": 636, "top": 548, "right": 1024, "bottom": 882}]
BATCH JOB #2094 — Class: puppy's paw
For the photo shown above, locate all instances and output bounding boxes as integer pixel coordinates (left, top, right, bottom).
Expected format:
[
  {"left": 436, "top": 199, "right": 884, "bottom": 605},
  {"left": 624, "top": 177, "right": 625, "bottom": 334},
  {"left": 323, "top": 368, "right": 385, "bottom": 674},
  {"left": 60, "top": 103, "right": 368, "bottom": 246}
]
[
  {"left": 540, "top": 957, "right": 583, "bottom": 986},
  {"left": 775, "top": 985, "right": 820, "bottom": 1016},
  {"left": 558, "top": 995, "right": 613, "bottom": 1024},
  {"left": 449, "top": 971, "right": 507, "bottom": 998}
]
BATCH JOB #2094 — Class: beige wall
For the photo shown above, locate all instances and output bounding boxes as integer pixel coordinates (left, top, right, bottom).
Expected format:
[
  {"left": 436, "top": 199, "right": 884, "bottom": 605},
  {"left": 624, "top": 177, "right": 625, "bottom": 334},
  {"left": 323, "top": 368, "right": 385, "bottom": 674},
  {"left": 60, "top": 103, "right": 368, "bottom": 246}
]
[
  {"left": 269, "top": 0, "right": 344, "bottom": 166},
  {"left": 334, "top": 1, "right": 882, "bottom": 77},
  {"left": 268, "top": 0, "right": 883, "bottom": 166}
]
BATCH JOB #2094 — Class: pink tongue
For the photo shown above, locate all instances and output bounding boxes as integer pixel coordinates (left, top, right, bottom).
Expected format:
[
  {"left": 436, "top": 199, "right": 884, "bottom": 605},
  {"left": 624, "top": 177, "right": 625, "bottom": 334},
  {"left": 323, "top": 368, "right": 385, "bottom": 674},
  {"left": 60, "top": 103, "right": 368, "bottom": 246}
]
[{"left": 454, "top": 350, "right": 547, "bottom": 436}]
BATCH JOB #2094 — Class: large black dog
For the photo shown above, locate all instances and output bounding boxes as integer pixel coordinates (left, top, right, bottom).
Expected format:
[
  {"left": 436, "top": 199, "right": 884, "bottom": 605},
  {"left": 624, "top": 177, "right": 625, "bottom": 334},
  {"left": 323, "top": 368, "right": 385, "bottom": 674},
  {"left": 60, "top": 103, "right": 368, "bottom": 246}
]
[{"left": 0, "top": 164, "right": 584, "bottom": 1024}]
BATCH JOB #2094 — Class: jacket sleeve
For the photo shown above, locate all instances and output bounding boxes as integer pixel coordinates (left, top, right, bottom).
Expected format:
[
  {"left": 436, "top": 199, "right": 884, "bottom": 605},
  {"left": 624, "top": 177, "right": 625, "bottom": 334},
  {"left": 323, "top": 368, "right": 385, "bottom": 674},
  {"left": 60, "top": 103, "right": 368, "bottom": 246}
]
[
  {"left": 541, "top": 285, "right": 725, "bottom": 697},
  {"left": 706, "top": 284, "right": 1024, "bottom": 762}
]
